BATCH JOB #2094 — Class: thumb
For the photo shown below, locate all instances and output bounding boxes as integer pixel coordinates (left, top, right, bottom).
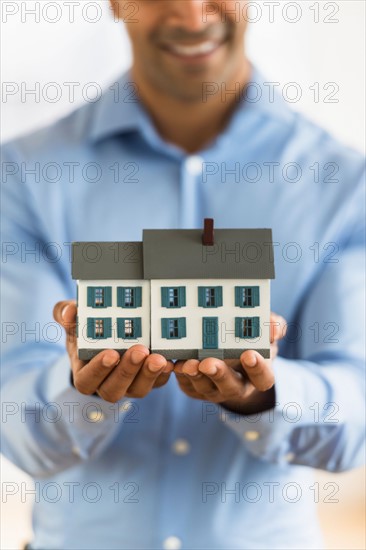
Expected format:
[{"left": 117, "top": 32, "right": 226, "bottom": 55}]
[{"left": 53, "top": 300, "right": 77, "bottom": 333}]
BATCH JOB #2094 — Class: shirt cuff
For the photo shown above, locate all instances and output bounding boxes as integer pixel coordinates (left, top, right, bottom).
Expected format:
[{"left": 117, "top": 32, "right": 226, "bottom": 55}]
[
  {"left": 41, "top": 353, "right": 132, "bottom": 457},
  {"left": 221, "top": 356, "right": 331, "bottom": 463}
]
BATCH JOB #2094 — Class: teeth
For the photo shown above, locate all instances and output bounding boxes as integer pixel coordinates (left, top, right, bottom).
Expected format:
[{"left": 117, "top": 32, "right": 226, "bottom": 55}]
[{"left": 169, "top": 41, "right": 218, "bottom": 57}]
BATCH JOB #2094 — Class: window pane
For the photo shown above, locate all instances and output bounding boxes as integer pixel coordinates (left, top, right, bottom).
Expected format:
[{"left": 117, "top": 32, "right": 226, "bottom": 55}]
[
  {"left": 168, "top": 319, "right": 178, "bottom": 337},
  {"left": 125, "top": 319, "right": 133, "bottom": 336},
  {"left": 95, "top": 288, "right": 104, "bottom": 306},
  {"left": 243, "top": 318, "right": 253, "bottom": 337},
  {"left": 95, "top": 319, "right": 104, "bottom": 337},
  {"left": 125, "top": 288, "right": 134, "bottom": 307},
  {"left": 168, "top": 288, "right": 179, "bottom": 307},
  {"left": 205, "top": 287, "right": 215, "bottom": 307}
]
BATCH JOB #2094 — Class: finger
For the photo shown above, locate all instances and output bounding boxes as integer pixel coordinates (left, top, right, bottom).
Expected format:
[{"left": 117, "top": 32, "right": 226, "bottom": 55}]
[
  {"left": 72, "top": 349, "right": 121, "bottom": 395},
  {"left": 270, "top": 313, "right": 287, "bottom": 343},
  {"left": 152, "top": 371, "right": 173, "bottom": 389},
  {"left": 53, "top": 300, "right": 80, "bottom": 360},
  {"left": 174, "top": 362, "right": 204, "bottom": 398},
  {"left": 270, "top": 341, "right": 279, "bottom": 361},
  {"left": 125, "top": 354, "right": 174, "bottom": 398},
  {"left": 53, "top": 300, "right": 77, "bottom": 333},
  {"left": 181, "top": 359, "right": 218, "bottom": 397},
  {"left": 174, "top": 374, "right": 205, "bottom": 400},
  {"left": 55, "top": 301, "right": 79, "bottom": 351},
  {"left": 97, "top": 344, "right": 149, "bottom": 402},
  {"left": 240, "top": 351, "right": 275, "bottom": 391},
  {"left": 198, "top": 358, "right": 247, "bottom": 400}
]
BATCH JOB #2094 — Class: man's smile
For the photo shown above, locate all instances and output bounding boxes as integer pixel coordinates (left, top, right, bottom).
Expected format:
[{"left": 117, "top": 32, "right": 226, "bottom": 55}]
[{"left": 159, "top": 38, "right": 226, "bottom": 62}]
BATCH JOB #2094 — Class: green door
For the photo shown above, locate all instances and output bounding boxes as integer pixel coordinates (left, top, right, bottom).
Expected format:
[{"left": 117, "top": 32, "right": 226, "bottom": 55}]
[{"left": 202, "top": 317, "right": 219, "bottom": 349}]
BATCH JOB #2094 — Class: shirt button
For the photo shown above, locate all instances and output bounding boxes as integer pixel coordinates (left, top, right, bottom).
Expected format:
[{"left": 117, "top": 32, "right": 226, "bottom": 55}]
[
  {"left": 185, "top": 155, "right": 203, "bottom": 176},
  {"left": 163, "top": 536, "right": 182, "bottom": 550},
  {"left": 171, "top": 439, "right": 191, "bottom": 455},
  {"left": 244, "top": 430, "right": 260, "bottom": 441},
  {"left": 284, "top": 452, "right": 295, "bottom": 462},
  {"left": 87, "top": 410, "right": 105, "bottom": 422},
  {"left": 72, "top": 446, "right": 81, "bottom": 457}
]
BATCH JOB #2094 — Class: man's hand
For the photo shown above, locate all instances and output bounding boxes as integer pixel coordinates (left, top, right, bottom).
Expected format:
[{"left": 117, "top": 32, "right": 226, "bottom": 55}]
[
  {"left": 174, "top": 313, "right": 287, "bottom": 415},
  {"left": 53, "top": 300, "right": 174, "bottom": 403}
]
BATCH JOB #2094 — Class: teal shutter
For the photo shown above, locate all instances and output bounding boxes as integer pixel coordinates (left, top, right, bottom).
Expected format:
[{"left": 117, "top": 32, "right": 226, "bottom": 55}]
[
  {"left": 178, "top": 287, "right": 186, "bottom": 307},
  {"left": 117, "top": 318, "right": 125, "bottom": 338},
  {"left": 161, "top": 319, "right": 168, "bottom": 338},
  {"left": 235, "top": 317, "right": 242, "bottom": 338},
  {"left": 87, "top": 287, "right": 94, "bottom": 307},
  {"left": 198, "top": 287, "right": 205, "bottom": 307},
  {"left": 235, "top": 287, "right": 242, "bottom": 307},
  {"left": 178, "top": 318, "right": 186, "bottom": 338},
  {"left": 104, "top": 287, "right": 112, "bottom": 307},
  {"left": 134, "top": 287, "right": 142, "bottom": 307},
  {"left": 87, "top": 318, "right": 95, "bottom": 338},
  {"left": 253, "top": 287, "right": 260, "bottom": 306},
  {"left": 161, "top": 288, "right": 169, "bottom": 307},
  {"left": 134, "top": 318, "right": 142, "bottom": 338},
  {"left": 117, "top": 287, "right": 123, "bottom": 307},
  {"left": 216, "top": 286, "right": 223, "bottom": 307},
  {"left": 104, "top": 318, "right": 112, "bottom": 338},
  {"left": 252, "top": 317, "right": 260, "bottom": 337}
]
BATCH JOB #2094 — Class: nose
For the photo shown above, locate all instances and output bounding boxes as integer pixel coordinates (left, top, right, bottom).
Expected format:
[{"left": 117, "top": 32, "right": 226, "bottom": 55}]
[{"left": 169, "top": 0, "right": 214, "bottom": 33}]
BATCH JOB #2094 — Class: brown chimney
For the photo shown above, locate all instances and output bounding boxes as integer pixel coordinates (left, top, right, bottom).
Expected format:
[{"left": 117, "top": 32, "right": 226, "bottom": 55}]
[{"left": 202, "top": 218, "right": 214, "bottom": 246}]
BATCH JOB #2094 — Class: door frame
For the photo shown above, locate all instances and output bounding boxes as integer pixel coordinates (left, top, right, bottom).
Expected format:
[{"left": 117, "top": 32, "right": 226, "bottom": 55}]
[{"left": 202, "top": 317, "right": 219, "bottom": 349}]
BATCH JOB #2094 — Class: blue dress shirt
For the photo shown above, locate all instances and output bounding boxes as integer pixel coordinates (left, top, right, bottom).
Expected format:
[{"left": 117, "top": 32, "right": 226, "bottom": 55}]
[{"left": 1, "top": 66, "right": 365, "bottom": 550}]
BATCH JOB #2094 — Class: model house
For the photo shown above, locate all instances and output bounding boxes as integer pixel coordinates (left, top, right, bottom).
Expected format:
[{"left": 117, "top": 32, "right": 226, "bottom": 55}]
[{"left": 72, "top": 219, "right": 275, "bottom": 361}]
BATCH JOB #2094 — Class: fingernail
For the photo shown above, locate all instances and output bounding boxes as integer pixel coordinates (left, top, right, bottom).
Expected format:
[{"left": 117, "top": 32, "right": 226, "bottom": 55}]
[
  {"left": 246, "top": 354, "right": 257, "bottom": 367},
  {"left": 148, "top": 362, "right": 165, "bottom": 373},
  {"left": 183, "top": 366, "right": 199, "bottom": 376},
  {"left": 202, "top": 365, "right": 218, "bottom": 376},
  {"left": 61, "top": 305, "right": 69, "bottom": 320},
  {"left": 130, "top": 350, "right": 147, "bottom": 365},
  {"left": 103, "top": 354, "right": 118, "bottom": 367}
]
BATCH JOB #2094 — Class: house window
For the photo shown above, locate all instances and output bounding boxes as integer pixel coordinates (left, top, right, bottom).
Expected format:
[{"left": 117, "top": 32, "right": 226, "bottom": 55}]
[
  {"left": 117, "top": 318, "right": 142, "bottom": 339},
  {"left": 169, "top": 319, "right": 178, "bottom": 338},
  {"left": 87, "top": 318, "right": 112, "bottom": 339},
  {"left": 87, "top": 287, "right": 112, "bottom": 308},
  {"left": 117, "top": 287, "right": 142, "bottom": 308},
  {"left": 235, "top": 317, "right": 260, "bottom": 338},
  {"left": 161, "top": 318, "right": 186, "bottom": 339},
  {"left": 169, "top": 288, "right": 178, "bottom": 307},
  {"left": 235, "top": 286, "right": 260, "bottom": 308},
  {"left": 95, "top": 319, "right": 104, "bottom": 336},
  {"left": 161, "top": 287, "right": 186, "bottom": 308},
  {"left": 198, "top": 286, "right": 223, "bottom": 308},
  {"left": 125, "top": 288, "right": 133, "bottom": 307}
]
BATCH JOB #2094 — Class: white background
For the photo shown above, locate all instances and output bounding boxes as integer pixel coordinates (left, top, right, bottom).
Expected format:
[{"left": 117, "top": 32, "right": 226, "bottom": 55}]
[
  {"left": 1, "top": 1, "right": 365, "bottom": 549},
  {"left": 1, "top": 0, "right": 365, "bottom": 152}
]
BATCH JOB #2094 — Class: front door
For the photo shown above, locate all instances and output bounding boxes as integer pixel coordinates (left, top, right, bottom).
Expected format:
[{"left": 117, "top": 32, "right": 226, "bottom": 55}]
[{"left": 202, "top": 317, "right": 219, "bottom": 349}]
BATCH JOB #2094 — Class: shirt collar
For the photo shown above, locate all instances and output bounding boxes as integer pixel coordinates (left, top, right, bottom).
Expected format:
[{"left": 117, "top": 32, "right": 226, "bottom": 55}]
[
  {"left": 88, "top": 70, "right": 145, "bottom": 143},
  {"left": 88, "top": 64, "right": 293, "bottom": 145}
]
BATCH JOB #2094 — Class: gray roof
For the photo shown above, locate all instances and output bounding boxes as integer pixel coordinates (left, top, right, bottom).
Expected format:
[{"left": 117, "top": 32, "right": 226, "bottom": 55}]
[
  {"left": 143, "top": 229, "right": 274, "bottom": 279},
  {"left": 72, "top": 242, "right": 143, "bottom": 280},
  {"left": 72, "top": 229, "right": 275, "bottom": 280}
]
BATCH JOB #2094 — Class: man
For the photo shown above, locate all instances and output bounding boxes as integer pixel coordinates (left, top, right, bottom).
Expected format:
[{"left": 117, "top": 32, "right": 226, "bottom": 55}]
[{"left": 1, "top": 1, "right": 365, "bottom": 549}]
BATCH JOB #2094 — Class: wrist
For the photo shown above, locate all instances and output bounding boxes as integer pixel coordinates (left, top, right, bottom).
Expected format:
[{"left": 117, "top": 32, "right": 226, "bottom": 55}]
[{"left": 221, "top": 386, "right": 276, "bottom": 416}]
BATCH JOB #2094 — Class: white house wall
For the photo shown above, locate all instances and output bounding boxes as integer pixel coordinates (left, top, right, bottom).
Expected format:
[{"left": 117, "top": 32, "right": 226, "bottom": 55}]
[
  {"left": 150, "top": 279, "right": 270, "bottom": 352},
  {"left": 77, "top": 279, "right": 150, "bottom": 351}
]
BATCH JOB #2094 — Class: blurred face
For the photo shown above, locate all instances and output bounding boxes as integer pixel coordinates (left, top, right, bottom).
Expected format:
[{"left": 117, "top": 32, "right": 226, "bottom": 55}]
[{"left": 111, "top": 0, "right": 249, "bottom": 102}]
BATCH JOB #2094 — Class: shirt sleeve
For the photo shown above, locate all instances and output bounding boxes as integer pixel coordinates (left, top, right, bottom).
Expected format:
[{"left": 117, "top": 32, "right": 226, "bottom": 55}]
[
  {"left": 222, "top": 179, "right": 366, "bottom": 472},
  {"left": 1, "top": 143, "right": 129, "bottom": 479}
]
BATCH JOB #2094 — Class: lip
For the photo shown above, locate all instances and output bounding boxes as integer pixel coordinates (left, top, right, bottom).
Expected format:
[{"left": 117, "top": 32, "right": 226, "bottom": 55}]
[{"left": 160, "top": 39, "right": 225, "bottom": 63}]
